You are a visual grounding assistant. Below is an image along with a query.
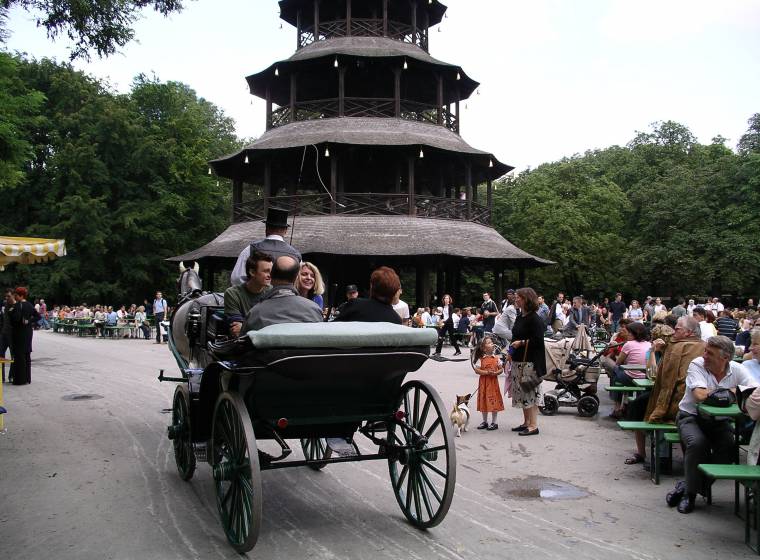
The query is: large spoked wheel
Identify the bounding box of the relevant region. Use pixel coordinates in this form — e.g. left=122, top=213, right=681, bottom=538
left=388, top=380, right=456, bottom=529
left=211, top=392, right=263, bottom=554
left=168, top=385, right=196, bottom=481
left=300, top=437, right=332, bottom=471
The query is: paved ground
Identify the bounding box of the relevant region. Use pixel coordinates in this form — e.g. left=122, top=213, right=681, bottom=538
left=0, top=331, right=755, bottom=560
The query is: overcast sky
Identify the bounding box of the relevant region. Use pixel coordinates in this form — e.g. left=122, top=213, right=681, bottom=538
left=6, top=0, right=760, bottom=171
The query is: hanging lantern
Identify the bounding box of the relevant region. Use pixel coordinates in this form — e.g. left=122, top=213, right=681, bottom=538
left=324, top=146, right=330, bottom=157
left=419, top=148, right=424, bottom=159
left=456, top=71, right=461, bottom=80
left=275, top=67, right=279, bottom=76
left=489, top=159, right=494, bottom=168
left=334, top=56, right=339, bottom=68
left=244, top=154, right=249, bottom=164
left=403, top=59, right=408, bottom=70
left=208, top=167, right=212, bottom=175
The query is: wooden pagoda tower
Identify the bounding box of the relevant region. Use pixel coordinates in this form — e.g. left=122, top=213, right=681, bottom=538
left=173, top=0, right=552, bottom=307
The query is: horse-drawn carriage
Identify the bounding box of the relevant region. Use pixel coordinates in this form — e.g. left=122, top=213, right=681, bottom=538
left=161, top=266, right=455, bottom=552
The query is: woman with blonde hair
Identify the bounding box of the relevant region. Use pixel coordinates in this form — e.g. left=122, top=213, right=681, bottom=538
left=295, top=261, right=325, bottom=308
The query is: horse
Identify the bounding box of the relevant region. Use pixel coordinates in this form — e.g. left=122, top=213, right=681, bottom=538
left=170, top=263, right=224, bottom=370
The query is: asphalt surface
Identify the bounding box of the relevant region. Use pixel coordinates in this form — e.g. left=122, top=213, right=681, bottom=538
left=0, top=331, right=755, bottom=560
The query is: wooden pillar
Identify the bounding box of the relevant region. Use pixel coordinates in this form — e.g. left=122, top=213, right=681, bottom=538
left=415, top=260, right=429, bottom=309
left=330, top=153, right=337, bottom=214
left=453, top=264, right=462, bottom=304
left=346, top=0, right=352, bottom=36
left=411, top=1, right=417, bottom=45
left=394, top=68, right=401, bottom=117
left=472, top=180, right=478, bottom=203
left=263, top=161, right=272, bottom=214
left=338, top=66, right=346, bottom=116
left=436, top=267, right=444, bottom=306
left=436, top=74, right=443, bottom=125
left=206, top=260, right=216, bottom=293
left=519, top=268, right=526, bottom=288
left=465, top=162, right=472, bottom=219
left=445, top=262, right=455, bottom=295
left=314, top=0, right=320, bottom=40
left=494, top=265, right=503, bottom=303
left=423, top=10, right=429, bottom=50
left=407, top=156, right=415, bottom=216
left=296, top=10, right=302, bottom=49
left=455, top=99, right=460, bottom=133
left=487, top=178, right=493, bottom=224
left=437, top=173, right=444, bottom=198
left=290, top=73, right=297, bottom=119
left=383, top=0, right=388, bottom=36
left=395, top=161, right=402, bottom=193
left=265, top=86, right=272, bottom=129
left=232, top=180, right=242, bottom=221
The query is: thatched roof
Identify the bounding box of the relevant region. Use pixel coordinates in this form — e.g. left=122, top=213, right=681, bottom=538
left=247, top=37, right=478, bottom=104
left=210, top=117, right=512, bottom=181
left=169, top=216, right=553, bottom=267
left=278, top=0, right=448, bottom=28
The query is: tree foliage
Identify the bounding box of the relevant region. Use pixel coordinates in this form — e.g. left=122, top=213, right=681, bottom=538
left=0, top=54, right=240, bottom=304
left=492, top=120, right=760, bottom=301
left=1, top=0, right=184, bottom=59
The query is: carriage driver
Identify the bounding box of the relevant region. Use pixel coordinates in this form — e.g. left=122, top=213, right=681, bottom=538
left=224, top=251, right=273, bottom=337
left=230, top=207, right=301, bottom=286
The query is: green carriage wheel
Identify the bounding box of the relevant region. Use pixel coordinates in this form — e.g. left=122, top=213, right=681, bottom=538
left=169, top=385, right=196, bottom=481
left=300, top=437, right=332, bottom=471
left=388, top=380, right=456, bottom=529
left=211, top=392, right=263, bottom=553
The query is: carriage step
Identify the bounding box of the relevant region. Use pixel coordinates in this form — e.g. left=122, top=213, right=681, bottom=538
left=193, top=443, right=208, bottom=463
left=325, top=438, right=357, bottom=458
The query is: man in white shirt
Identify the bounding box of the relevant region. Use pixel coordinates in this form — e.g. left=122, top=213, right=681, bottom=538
left=230, top=208, right=301, bottom=286
left=666, top=336, right=759, bottom=513
left=493, top=289, right=516, bottom=342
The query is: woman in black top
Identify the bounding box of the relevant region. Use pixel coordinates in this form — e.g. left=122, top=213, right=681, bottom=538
left=334, top=266, right=402, bottom=325
left=10, top=286, right=34, bottom=385
left=510, top=287, right=546, bottom=436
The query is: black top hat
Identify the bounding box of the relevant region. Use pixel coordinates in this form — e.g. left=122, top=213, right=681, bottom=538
left=262, top=207, right=290, bottom=228
left=346, top=284, right=358, bottom=293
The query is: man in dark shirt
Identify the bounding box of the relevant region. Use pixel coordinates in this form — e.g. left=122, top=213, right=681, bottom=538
left=480, top=292, right=498, bottom=333
left=714, top=310, right=738, bottom=341
left=224, top=251, right=272, bottom=336
left=609, top=292, right=627, bottom=333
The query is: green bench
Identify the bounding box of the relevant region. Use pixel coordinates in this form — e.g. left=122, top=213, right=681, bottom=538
left=699, top=464, right=760, bottom=554
left=618, top=421, right=678, bottom=484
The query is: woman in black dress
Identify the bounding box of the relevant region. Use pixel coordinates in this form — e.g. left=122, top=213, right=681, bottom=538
left=509, top=287, right=546, bottom=436
left=10, top=286, right=34, bottom=385
left=433, top=294, right=461, bottom=356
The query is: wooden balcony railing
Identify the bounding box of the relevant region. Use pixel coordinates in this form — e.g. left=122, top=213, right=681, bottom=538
left=269, top=97, right=458, bottom=132
left=233, top=193, right=490, bottom=226
left=299, top=19, right=428, bottom=50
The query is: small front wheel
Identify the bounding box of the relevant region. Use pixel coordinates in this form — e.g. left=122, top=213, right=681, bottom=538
left=540, top=394, right=559, bottom=416
left=388, top=380, right=456, bottom=529
left=300, top=437, right=332, bottom=471
left=577, top=395, right=599, bottom=417
left=169, top=385, right=196, bottom=481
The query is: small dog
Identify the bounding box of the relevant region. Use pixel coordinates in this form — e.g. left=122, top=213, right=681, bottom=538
left=449, top=394, right=471, bottom=437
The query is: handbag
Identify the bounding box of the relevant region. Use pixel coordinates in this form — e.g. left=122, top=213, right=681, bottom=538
left=515, top=340, right=542, bottom=392
left=703, top=388, right=737, bottom=408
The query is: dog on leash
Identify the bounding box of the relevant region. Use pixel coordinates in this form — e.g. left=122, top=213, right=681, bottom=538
left=450, top=394, right=471, bottom=437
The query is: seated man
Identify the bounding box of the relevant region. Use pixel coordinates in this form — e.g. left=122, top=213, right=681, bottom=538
left=224, top=251, right=273, bottom=337
left=666, top=335, right=759, bottom=513
left=244, top=256, right=323, bottom=331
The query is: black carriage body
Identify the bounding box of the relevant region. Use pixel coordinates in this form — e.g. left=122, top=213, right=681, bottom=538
left=190, top=346, right=429, bottom=442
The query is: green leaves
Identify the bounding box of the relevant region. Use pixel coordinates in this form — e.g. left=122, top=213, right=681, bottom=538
left=0, top=54, right=240, bottom=305
left=492, top=120, right=760, bottom=299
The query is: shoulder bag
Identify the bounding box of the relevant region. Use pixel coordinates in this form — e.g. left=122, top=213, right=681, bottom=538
left=515, top=339, right=542, bottom=392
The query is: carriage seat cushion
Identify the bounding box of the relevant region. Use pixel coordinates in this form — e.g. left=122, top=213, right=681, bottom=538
left=247, top=322, right=437, bottom=349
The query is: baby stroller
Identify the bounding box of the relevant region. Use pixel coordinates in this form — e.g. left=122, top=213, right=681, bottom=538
left=540, top=325, right=607, bottom=417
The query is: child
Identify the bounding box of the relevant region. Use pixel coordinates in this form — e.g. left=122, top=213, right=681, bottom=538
left=473, top=337, right=504, bottom=430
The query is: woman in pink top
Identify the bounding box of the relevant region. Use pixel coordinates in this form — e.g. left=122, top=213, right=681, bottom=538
left=609, top=322, right=651, bottom=418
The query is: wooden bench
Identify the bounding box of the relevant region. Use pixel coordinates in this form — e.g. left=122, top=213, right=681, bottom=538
left=699, top=464, right=760, bottom=554
left=618, top=420, right=678, bottom=484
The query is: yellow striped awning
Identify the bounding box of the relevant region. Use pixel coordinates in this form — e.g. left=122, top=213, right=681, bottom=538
left=0, top=237, right=67, bottom=270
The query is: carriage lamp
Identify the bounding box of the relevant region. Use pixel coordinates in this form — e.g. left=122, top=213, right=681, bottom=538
left=277, top=417, right=288, bottom=429
left=394, top=410, right=406, bottom=421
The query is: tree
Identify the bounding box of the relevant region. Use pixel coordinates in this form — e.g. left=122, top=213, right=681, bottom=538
left=738, top=113, right=760, bottom=155
left=1, top=0, right=185, bottom=59
left=0, top=56, right=241, bottom=305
